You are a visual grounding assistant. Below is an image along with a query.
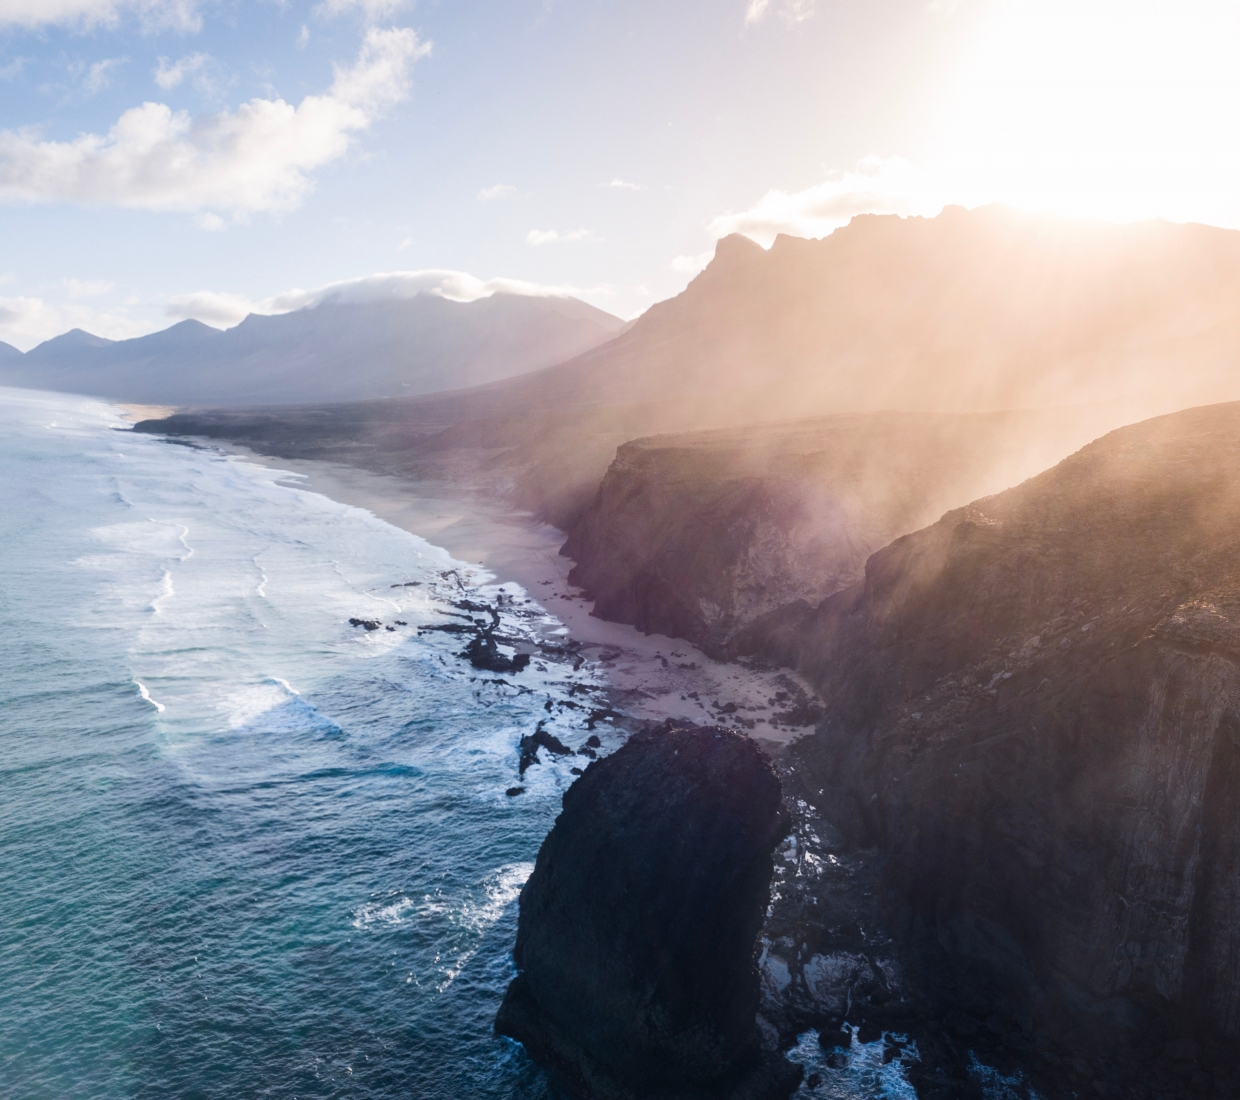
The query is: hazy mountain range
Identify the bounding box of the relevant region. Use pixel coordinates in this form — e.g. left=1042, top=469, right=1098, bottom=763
left=0, top=292, right=626, bottom=406
left=424, top=203, right=1240, bottom=430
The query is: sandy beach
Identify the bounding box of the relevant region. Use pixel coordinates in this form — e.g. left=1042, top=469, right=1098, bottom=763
left=213, top=445, right=821, bottom=744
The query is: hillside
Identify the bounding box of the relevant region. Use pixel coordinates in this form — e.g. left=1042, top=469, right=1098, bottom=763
left=136, top=206, right=1240, bottom=543
left=0, top=293, right=624, bottom=406
left=484, top=205, right=1240, bottom=425
left=561, top=407, right=1108, bottom=651
left=732, top=402, right=1240, bottom=1096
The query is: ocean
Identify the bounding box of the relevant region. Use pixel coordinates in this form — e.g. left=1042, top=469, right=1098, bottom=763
left=0, top=387, right=608, bottom=1098
left=0, top=387, right=951, bottom=1100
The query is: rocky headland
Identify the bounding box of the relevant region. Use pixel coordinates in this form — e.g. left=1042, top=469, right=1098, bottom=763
left=735, top=401, right=1240, bottom=1097
left=561, top=408, right=1104, bottom=654
left=496, top=722, right=802, bottom=1100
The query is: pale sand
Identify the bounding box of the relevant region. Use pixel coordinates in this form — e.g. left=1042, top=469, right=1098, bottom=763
left=116, top=404, right=178, bottom=424
left=217, top=445, right=818, bottom=743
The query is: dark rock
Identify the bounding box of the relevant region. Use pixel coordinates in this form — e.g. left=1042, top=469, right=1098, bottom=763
left=585, top=734, right=602, bottom=748
left=570, top=767, right=584, bottom=776
left=856, top=1020, right=882, bottom=1045
left=519, top=723, right=574, bottom=776
left=506, top=787, right=525, bottom=797
left=348, top=617, right=381, bottom=631
left=804, top=1072, right=821, bottom=1089
left=496, top=722, right=801, bottom=1100
left=462, top=631, right=532, bottom=673
left=818, top=1028, right=849, bottom=1051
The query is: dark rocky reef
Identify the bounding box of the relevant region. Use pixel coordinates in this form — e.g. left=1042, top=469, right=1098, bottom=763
left=738, top=401, right=1240, bottom=1097
left=496, top=722, right=802, bottom=1100
left=562, top=409, right=1105, bottom=653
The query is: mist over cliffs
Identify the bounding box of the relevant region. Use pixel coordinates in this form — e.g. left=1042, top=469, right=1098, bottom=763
left=0, top=292, right=625, bottom=406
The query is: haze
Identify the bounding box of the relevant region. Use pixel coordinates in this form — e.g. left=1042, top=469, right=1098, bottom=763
left=2, top=0, right=1239, bottom=349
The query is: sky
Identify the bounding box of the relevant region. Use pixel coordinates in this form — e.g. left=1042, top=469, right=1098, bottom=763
left=0, top=0, right=1238, bottom=349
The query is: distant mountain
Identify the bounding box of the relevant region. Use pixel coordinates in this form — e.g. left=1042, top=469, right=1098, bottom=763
left=437, top=205, right=1240, bottom=427
left=0, top=339, right=21, bottom=363
left=0, top=294, right=625, bottom=405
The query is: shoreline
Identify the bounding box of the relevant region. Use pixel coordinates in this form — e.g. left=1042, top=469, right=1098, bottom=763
left=202, top=442, right=820, bottom=743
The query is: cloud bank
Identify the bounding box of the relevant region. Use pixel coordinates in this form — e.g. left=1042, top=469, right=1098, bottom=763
left=0, top=0, right=201, bottom=32
left=0, top=294, right=150, bottom=349
left=0, top=27, right=429, bottom=219
left=709, top=156, right=943, bottom=246
left=165, top=269, right=596, bottom=327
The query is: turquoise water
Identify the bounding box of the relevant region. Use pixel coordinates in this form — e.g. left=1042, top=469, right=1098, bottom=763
left=0, top=387, right=609, bottom=1099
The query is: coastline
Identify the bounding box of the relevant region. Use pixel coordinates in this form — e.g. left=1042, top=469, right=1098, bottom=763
left=204, top=442, right=820, bottom=742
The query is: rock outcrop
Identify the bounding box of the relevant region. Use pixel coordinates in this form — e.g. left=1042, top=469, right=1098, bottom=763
left=738, top=401, right=1240, bottom=1096
left=563, top=409, right=1104, bottom=651
left=496, top=723, right=802, bottom=1100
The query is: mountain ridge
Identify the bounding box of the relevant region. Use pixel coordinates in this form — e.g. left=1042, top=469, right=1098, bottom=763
left=0, top=293, right=624, bottom=406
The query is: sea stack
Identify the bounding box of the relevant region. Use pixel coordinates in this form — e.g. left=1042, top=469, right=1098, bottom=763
left=496, top=722, right=802, bottom=1100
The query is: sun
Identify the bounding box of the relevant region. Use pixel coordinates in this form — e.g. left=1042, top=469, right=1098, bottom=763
left=934, top=0, right=1240, bottom=226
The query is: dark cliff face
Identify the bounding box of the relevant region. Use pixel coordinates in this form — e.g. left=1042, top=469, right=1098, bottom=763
left=496, top=723, right=801, bottom=1100
left=739, top=401, right=1240, bottom=1092
left=562, top=408, right=1109, bottom=652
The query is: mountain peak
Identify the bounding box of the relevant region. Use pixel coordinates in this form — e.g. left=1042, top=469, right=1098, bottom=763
left=28, top=329, right=115, bottom=358
left=712, top=233, right=766, bottom=267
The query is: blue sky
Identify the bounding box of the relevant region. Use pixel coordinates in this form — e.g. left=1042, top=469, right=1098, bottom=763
left=1, top=0, right=1238, bottom=348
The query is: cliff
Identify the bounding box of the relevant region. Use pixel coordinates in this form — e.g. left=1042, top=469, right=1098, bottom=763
left=562, top=408, right=1108, bottom=651
left=496, top=723, right=801, bottom=1100
left=738, top=401, right=1240, bottom=1096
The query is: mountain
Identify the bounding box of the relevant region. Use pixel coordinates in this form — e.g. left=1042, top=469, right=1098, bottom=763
left=0, top=293, right=625, bottom=406
left=136, top=205, right=1240, bottom=535
left=408, top=205, right=1240, bottom=429
left=0, top=339, right=21, bottom=363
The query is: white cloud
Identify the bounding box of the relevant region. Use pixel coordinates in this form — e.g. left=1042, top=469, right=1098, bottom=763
left=670, top=251, right=712, bottom=276
left=164, top=269, right=600, bottom=327
left=744, top=0, right=770, bottom=23
left=296, top=24, right=310, bottom=48
left=315, top=0, right=410, bottom=20
left=477, top=182, right=516, bottom=202
left=602, top=178, right=642, bottom=190
left=0, top=27, right=429, bottom=219
left=153, top=52, right=210, bottom=91
left=0, top=0, right=202, bottom=32
left=745, top=0, right=815, bottom=26
left=0, top=294, right=150, bottom=350
left=0, top=58, right=29, bottom=81
left=162, top=289, right=255, bottom=326
left=708, top=156, right=944, bottom=246
left=63, top=277, right=114, bottom=297
left=81, top=57, right=127, bottom=97
left=526, top=227, right=598, bottom=245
